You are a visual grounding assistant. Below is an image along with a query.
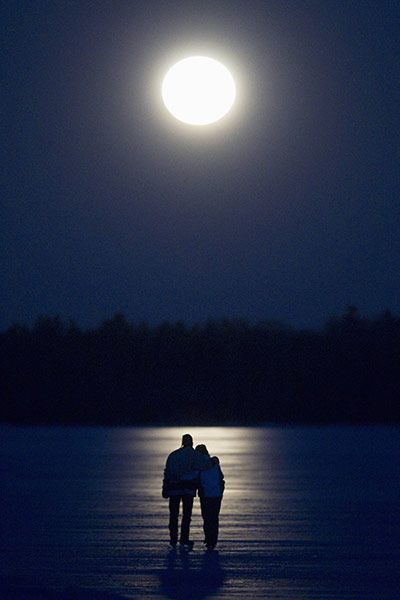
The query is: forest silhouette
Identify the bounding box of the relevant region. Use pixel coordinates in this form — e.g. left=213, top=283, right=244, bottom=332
left=1, top=306, right=399, bottom=425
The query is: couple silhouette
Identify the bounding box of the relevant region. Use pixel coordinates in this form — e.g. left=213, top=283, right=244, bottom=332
left=162, top=434, right=225, bottom=550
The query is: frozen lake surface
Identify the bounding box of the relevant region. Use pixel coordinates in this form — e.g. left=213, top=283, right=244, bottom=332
left=2, top=426, right=400, bottom=599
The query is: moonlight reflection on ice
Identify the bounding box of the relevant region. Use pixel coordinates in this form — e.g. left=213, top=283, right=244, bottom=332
left=2, top=426, right=399, bottom=598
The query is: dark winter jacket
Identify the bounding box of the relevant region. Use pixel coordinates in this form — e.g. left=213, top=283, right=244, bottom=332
left=198, top=456, right=225, bottom=498
left=162, top=447, right=212, bottom=498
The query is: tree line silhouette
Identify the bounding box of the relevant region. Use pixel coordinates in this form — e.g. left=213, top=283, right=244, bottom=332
left=1, top=306, right=399, bottom=425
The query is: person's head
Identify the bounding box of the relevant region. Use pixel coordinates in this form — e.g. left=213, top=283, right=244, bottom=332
left=181, top=433, right=193, bottom=447
left=195, top=444, right=209, bottom=456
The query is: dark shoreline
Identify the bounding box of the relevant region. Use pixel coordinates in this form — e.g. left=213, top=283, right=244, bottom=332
left=2, top=420, right=399, bottom=427
left=2, top=308, right=400, bottom=425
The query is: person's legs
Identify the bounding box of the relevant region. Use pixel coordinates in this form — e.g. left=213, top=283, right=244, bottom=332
left=180, top=495, right=194, bottom=544
left=201, top=498, right=213, bottom=546
left=200, top=496, right=207, bottom=542
left=206, top=497, right=222, bottom=548
left=169, top=496, right=181, bottom=545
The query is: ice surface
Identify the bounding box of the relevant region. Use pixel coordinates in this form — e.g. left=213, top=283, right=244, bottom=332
left=2, top=425, right=400, bottom=598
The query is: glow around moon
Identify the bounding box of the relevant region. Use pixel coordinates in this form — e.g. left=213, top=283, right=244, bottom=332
left=162, top=56, right=236, bottom=126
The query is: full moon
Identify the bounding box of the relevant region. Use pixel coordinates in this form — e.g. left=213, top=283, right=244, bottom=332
left=162, top=56, right=236, bottom=126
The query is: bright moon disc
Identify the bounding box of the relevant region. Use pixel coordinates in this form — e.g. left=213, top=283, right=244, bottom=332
left=162, top=56, right=236, bottom=126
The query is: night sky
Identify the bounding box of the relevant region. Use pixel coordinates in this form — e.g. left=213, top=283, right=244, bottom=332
left=3, top=0, right=399, bottom=330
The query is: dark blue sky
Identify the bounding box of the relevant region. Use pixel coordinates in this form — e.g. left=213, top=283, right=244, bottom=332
left=2, top=0, right=399, bottom=329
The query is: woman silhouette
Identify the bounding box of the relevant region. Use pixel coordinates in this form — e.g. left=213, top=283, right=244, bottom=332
left=195, top=444, right=225, bottom=550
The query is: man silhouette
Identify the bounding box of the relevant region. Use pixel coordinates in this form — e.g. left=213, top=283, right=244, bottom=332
left=162, top=433, right=211, bottom=548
